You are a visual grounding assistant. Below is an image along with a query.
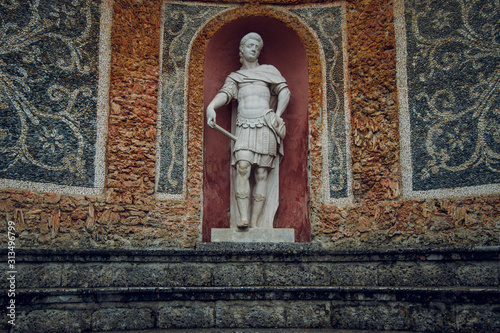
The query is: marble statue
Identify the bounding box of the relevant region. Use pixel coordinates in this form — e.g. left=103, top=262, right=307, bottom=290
left=207, top=32, right=290, bottom=230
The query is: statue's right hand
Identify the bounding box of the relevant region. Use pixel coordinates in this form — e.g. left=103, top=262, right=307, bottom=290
left=207, top=107, right=216, bottom=128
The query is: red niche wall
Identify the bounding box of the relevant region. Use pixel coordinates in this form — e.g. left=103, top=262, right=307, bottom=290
left=202, top=16, right=310, bottom=242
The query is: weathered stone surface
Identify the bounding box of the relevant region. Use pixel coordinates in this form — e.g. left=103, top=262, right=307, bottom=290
left=285, top=301, right=331, bottom=328
left=264, top=263, right=331, bottom=286
left=16, top=263, right=63, bottom=288
left=456, top=263, right=500, bottom=287
left=215, top=301, right=286, bottom=328
left=5, top=247, right=500, bottom=331
left=456, top=304, right=500, bottom=333
left=16, top=309, right=91, bottom=332
left=412, top=302, right=455, bottom=333
left=158, top=302, right=215, bottom=328
left=165, top=264, right=212, bottom=287
left=213, top=263, right=265, bottom=287
left=377, top=262, right=457, bottom=287
left=332, top=303, right=412, bottom=331
left=62, top=263, right=134, bottom=288
left=61, top=263, right=212, bottom=288
left=91, top=307, right=154, bottom=331
left=329, top=263, right=379, bottom=286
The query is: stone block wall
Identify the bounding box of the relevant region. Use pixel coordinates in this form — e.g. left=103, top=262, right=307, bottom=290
left=3, top=245, right=499, bottom=332
left=0, top=0, right=498, bottom=250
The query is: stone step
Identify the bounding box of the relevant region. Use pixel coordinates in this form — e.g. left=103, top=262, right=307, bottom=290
left=4, top=244, right=500, bottom=290
left=6, top=288, right=500, bottom=332
left=102, top=328, right=411, bottom=333
left=1, top=244, right=499, bottom=332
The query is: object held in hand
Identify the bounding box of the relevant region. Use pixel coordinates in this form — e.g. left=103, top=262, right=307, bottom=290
left=212, top=123, right=237, bottom=141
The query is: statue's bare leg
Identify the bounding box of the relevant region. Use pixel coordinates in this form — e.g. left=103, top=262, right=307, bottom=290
left=235, top=161, right=251, bottom=229
left=250, top=166, right=268, bottom=227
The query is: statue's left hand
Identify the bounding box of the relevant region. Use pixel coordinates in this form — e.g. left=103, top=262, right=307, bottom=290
left=265, top=111, right=286, bottom=139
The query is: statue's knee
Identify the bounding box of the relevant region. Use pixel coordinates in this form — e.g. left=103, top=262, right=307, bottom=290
left=253, top=193, right=266, bottom=202
left=237, top=161, right=251, bottom=176
left=236, top=190, right=250, bottom=199
left=254, top=168, right=268, bottom=182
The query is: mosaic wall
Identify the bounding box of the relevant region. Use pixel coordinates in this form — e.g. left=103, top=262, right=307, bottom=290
left=290, top=5, right=348, bottom=200
left=0, top=0, right=104, bottom=189
left=157, top=2, right=232, bottom=195
left=158, top=3, right=350, bottom=200
left=398, top=0, right=499, bottom=195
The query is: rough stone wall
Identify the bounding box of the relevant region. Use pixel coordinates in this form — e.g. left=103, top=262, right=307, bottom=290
left=315, top=0, right=500, bottom=249
left=0, top=0, right=498, bottom=250
left=1, top=0, right=200, bottom=249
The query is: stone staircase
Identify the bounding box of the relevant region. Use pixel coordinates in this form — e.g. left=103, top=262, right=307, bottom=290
left=1, top=244, right=499, bottom=332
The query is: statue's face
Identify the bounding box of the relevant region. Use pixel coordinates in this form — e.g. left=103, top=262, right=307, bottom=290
left=241, top=38, right=261, bottom=62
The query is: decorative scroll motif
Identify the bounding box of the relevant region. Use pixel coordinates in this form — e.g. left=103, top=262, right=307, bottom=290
left=0, top=0, right=101, bottom=187
left=404, top=0, right=499, bottom=191
left=157, top=2, right=230, bottom=195
left=291, top=6, right=348, bottom=199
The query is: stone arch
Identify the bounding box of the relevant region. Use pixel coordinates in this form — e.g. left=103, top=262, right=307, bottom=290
left=186, top=6, right=325, bottom=242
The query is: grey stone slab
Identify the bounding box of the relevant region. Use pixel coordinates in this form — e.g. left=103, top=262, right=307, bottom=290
left=13, top=263, right=62, bottom=289
left=456, top=304, right=500, bottom=333
left=196, top=242, right=323, bottom=255
left=215, top=301, right=286, bottom=328
left=332, top=302, right=412, bottom=331
left=12, top=245, right=499, bottom=262
left=211, top=228, right=295, bottom=243
left=91, top=307, right=155, bottom=331
left=377, top=262, right=457, bottom=287
left=285, top=301, right=332, bottom=328
left=264, top=263, right=331, bottom=286
left=16, top=309, right=91, bottom=332
left=411, top=302, right=455, bottom=333
left=213, top=263, right=265, bottom=287
left=165, top=263, right=212, bottom=287
left=123, top=264, right=170, bottom=287
left=329, top=263, right=379, bottom=287
left=62, top=263, right=135, bottom=288
left=62, top=262, right=213, bottom=288
left=456, top=262, right=500, bottom=287
left=158, top=302, right=215, bottom=329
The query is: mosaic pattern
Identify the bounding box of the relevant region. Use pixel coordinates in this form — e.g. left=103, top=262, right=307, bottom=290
left=157, top=2, right=231, bottom=195
left=291, top=6, right=348, bottom=199
left=0, top=0, right=101, bottom=187
left=403, top=0, right=499, bottom=191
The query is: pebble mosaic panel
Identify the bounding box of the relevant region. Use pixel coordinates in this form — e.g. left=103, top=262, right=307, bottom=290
left=157, top=2, right=231, bottom=195
left=0, top=0, right=103, bottom=189
left=398, top=0, right=499, bottom=195
left=291, top=5, right=349, bottom=200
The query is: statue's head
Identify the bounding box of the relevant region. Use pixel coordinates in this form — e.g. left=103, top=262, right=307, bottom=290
left=239, top=32, right=263, bottom=64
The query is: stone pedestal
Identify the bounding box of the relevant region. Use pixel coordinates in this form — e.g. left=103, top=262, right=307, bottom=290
left=211, top=228, right=295, bottom=243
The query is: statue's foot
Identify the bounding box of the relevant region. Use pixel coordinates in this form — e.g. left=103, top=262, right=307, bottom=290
left=237, top=220, right=249, bottom=230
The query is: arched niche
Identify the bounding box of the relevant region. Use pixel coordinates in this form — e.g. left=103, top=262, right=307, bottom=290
left=186, top=7, right=324, bottom=243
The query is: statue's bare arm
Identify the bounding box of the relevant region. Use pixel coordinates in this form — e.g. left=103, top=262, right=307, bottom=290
left=275, top=87, right=291, bottom=117
left=206, top=92, right=229, bottom=128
